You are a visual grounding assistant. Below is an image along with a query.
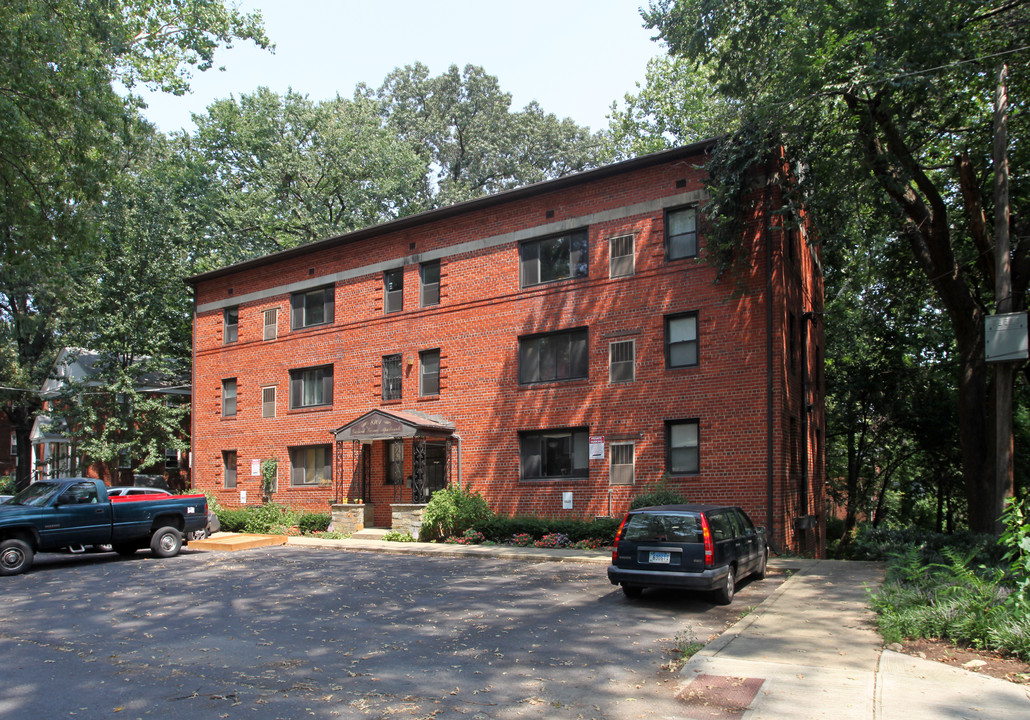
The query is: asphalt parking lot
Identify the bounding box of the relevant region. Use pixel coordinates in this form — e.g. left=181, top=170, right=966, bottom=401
left=0, top=546, right=785, bottom=719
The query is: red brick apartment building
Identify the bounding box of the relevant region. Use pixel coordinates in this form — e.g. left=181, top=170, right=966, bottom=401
left=189, top=142, right=825, bottom=553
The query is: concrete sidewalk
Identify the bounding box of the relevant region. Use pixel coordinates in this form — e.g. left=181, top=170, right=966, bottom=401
left=675, top=559, right=1030, bottom=719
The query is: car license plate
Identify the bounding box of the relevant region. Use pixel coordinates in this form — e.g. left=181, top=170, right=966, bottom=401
left=649, top=551, right=671, bottom=564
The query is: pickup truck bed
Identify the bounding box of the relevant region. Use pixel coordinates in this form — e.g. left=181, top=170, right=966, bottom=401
left=0, top=478, right=208, bottom=576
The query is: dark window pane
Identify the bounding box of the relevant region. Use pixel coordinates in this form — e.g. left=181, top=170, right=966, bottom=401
left=667, top=207, right=698, bottom=259
left=420, top=261, right=440, bottom=307
left=383, top=354, right=402, bottom=401
left=420, top=350, right=440, bottom=396
left=520, top=428, right=589, bottom=480
left=521, top=230, right=588, bottom=287
left=519, top=328, right=588, bottom=384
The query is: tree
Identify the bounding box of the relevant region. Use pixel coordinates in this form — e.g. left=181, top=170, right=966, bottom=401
left=185, top=88, right=429, bottom=264
left=0, top=0, right=267, bottom=488
left=368, top=63, right=602, bottom=206
left=603, top=55, right=737, bottom=161
left=643, top=0, right=1029, bottom=533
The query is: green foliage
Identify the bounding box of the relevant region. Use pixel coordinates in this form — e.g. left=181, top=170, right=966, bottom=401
left=419, top=483, right=493, bottom=541
left=478, top=515, right=619, bottom=545
left=260, top=458, right=278, bottom=499
left=629, top=477, right=689, bottom=510
left=871, top=545, right=1017, bottom=655
left=382, top=531, right=417, bottom=542
left=642, top=0, right=1030, bottom=532
left=215, top=507, right=249, bottom=533
left=297, top=512, right=332, bottom=534
left=0, top=476, right=14, bottom=496
left=369, top=63, right=601, bottom=207
left=241, top=502, right=300, bottom=535
left=1000, top=496, right=1030, bottom=616
left=839, top=524, right=1002, bottom=566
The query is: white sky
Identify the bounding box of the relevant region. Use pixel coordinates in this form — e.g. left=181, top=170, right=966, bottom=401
left=136, top=0, right=665, bottom=135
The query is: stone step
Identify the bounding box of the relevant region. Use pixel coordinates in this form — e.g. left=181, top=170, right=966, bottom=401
left=350, top=527, right=389, bottom=539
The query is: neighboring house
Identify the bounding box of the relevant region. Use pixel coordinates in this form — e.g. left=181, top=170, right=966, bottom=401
left=188, top=142, right=825, bottom=553
left=0, top=412, right=16, bottom=478
left=30, top=348, right=192, bottom=488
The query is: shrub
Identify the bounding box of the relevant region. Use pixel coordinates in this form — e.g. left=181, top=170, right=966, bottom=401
left=419, top=483, right=493, bottom=541
left=242, top=502, right=301, bottom=534
left=297, top=512, right=332, bottom=534
left=445, top=529, right=486, bottom=545
left=382, top=530, right=416, bottom=542
left=0, top=475, right=15, bottom=496
left=509, top=533, right=535, bottom=547
left=479, top=515, right=619, bottom=546
left=534, top=532, right=571, bottom=549
left=216, top=507, right=250, bottom=533
left=629, top=477, right=688, bottom=509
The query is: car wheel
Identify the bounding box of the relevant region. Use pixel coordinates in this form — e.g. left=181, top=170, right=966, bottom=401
left=150, top=526, right=183, bottom=558
left=714, top=566, right=736, bottom=605
left=622, top=585, right=643, bottom=599
left=0, top=539, right=34, bottom=576
left=754, top=547, right=768, bottom=580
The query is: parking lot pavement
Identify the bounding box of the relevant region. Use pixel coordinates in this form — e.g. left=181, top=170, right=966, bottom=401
left=0, top=545, right=787, bottom=719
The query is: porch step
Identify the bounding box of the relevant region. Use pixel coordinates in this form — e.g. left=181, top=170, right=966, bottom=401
left=350, top=527, right=390, bottom=539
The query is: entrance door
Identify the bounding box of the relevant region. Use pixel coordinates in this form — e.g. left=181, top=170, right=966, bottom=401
left=426, top=444, right=447, bottom=496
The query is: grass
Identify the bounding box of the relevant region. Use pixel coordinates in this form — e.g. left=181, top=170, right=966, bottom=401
left=662, top=630, right=705, bottom=672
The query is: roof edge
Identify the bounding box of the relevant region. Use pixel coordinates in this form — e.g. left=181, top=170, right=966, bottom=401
left=186, top=140, right=718, bottom=285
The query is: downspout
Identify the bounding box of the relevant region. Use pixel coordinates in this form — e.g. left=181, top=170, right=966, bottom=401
left=764, top=174, right=777, bottom=553
left=190, top=289, right=197, bottom=491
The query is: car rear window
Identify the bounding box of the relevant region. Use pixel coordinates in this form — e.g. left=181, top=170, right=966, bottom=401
left=622, top=513, right=701, bottom=543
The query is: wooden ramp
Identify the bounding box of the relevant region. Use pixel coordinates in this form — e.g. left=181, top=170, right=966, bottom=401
left=188, top=533, right=288, bottom=552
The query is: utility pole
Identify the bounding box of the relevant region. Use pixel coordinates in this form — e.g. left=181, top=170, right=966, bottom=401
left=993, top=62, right=1013, bottom=533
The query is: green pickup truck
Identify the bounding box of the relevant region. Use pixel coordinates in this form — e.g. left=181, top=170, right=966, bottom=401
left=0, top=478, right=208, bottom=576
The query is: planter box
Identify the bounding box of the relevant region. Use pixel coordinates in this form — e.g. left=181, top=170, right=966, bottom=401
left=390, top=504, right=428, bottom=539
left=331, top=503, right=375, bottom=534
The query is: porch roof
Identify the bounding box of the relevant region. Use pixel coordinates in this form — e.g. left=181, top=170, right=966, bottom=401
left=331, top=408, right=455, bottom=442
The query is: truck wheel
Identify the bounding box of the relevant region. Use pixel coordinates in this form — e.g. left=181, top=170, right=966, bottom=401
left=150, top=527, right=182, bottom=558
left=0, top=539, right=34, bottom=576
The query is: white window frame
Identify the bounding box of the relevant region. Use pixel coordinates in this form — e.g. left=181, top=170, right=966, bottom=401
left=609, top=339, right=635, bottom=383
left=609, top=234, right=635, bottom=277
left=610, top=442, right=635, bottom=485
left=263, top=307, right=278, bottom=341
left=262, top=386, right=276, bottom=418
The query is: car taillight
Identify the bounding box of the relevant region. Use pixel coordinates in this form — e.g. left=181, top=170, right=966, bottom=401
left=611, top=513, right=631, bottom=564
left=700, top=513, right=714, bottom=568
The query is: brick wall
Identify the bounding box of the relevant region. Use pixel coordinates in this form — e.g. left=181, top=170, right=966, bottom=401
left=190, top=146, right=824, bottom=552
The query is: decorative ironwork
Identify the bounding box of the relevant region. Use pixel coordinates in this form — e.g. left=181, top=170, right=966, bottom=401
left=412, top=434, right=427, bottom=503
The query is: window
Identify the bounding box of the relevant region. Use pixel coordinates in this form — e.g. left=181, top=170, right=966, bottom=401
left=262, top=386, right=276, bottom=418
left=222, top=378, right=237, bottom=417
left=420, top=260, right=440, bottom=307
left=666, top=420, right=699, bottom=475
left=609, top=234, right=634, bottom=277
left=223, top=451, right=237, bottom=489
left=263, top=308, right=278, bottom=341
left=224, top=307, right=239, bottom=344
left=609, top=340, right=635, bottom=383
left=610, top=442, right=634, bottom=485
left=519, top=328, right=588, bottom=384
left=9, top=432, right=16, bottom=458
left=164, top=448, right=179, bottom=469
left=520, top=229, right=588, bottom=286
left=385, top=440, right=404, bottom=485
left=382, top=354, right=402, bottom=401
left=665, top=313, right=698, bottom=368
left=520, top=428, right=589, bottom=480
left=290, top=445, right=332, bottom=486
left=384, top=268, right=403, bottom=314
left=420, top=349, right=440, bottom=396
left=289, top=365, right=333, bottom=409
left=290, top=285, right=334, bottom=330
left=665, top=206, right=698, bottom=260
